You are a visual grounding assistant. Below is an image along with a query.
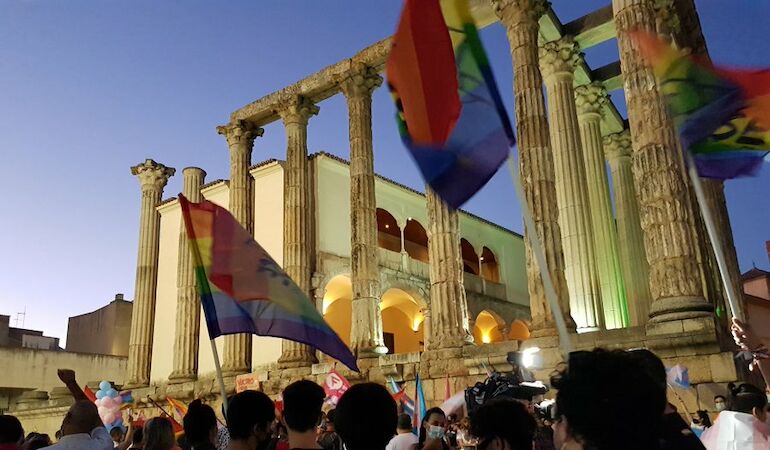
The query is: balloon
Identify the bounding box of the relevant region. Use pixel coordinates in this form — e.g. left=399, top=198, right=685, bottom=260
left=103, top=412, right=116, bottom=424
left=115, top=396, right=124, bottom=405
left=121, top=394, right=133, bottom=404
left=99, top=381, right=111, bottom=391
left=95, top=391, right=106, bottom=400
left=106, top=388, right=118, bottom=398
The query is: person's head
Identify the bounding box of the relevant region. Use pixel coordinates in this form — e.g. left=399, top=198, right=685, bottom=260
left=551, top=349, right=666, bottom=450
left=183, top=399, right=218, bottom=448
left=324, top=409, right=336, bottom=433
left=226, top=390, right=276, bottom=446
left=335, top=383, right=397, bottom=450
left=132, top=427, right=144, bottom=447
left=282, top=380, right=325, bottom=434
left=111, top=427, right=124, bottom=443
left=470, top=399, right=536, bottom=450
left=729, top=383, right=768, bottom=422
left=714, top=394, right=728, bottom=412
left=396, top=414, right=412, bottom=433
left=695, top=410, right=712, bottom=428
left=25, top=434, right=51, bottom=450
left=143, top=417, right=175, bottom=450
left=418, top=407, right=447, bottom=446
left=0, top=415, right=24, bottom=446
left=61, top=400, right=100, bottom=436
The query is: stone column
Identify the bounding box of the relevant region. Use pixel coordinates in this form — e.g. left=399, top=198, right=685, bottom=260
left=338, top=63, right=387, bottom=356
left=603, top=131, right=653, bottom=326
left=539, top=37, right=603, bottom=332
left=575, top=82, right=628, bottom=329
left=492, top=0, right=575, bottom=335
left=216, top=120, right=263, bottom=375
left=277, top=95, right=320, bottom=368
left=126, top=159, right=175, bottom=388
left=613, top=0, right=712, bottom=324
left=426, top=188, right=470, bottom=348
left=169, top=167, right=206, bottom=383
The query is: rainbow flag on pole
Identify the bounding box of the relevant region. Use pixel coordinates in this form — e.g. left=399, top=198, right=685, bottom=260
left=179, top=195, right=358, bottom=371
left=633, top=31, right=770, bottom=178
left=387, top=0, right=514, bottom=208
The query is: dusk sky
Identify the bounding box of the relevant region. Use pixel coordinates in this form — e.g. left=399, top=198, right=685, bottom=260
left=1, top=1, right=768, bottom=344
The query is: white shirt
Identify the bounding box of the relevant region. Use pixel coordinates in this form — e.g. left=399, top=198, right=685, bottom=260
left=45, top=427, right=114, bottom=450
left=386, top=432, right=418, bottom=450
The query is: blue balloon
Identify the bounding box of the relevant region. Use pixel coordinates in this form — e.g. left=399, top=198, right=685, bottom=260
left=114, top=417, right=124, bottom=426
left=122, top=394, right=134, bottom=404
left=99, top=381, right=111, bottom=391
left=106, top=388, right=118, bottom=398
left=95, top=391, right=106, bottom=399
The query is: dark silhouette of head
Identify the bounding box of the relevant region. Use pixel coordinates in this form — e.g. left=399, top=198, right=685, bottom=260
left=143, top=417, right=175, bottom=450
left=226, top=390, right=275, bottom=444
left=397, top=413, right=412, bottom=432
left=184, top=399, right=218, bottom=449
left=0, top=415, right=24, bottom=445
left=470, top=398, right=536, bottom=450
left=335, top=383, right=398, bottom=450
left=729, top=382, right=768, bottom=420
left=282, top=380, right=325, bottom=433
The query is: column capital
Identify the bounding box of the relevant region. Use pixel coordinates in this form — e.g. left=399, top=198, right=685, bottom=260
left=574, top=81, right=608, bottom=118
left=539, top=36, right=581, bottom=80
left=337, top=63, right=382, bottom=100
left=603, top=130, right=632, bottom=160
left=491, top=0, right=549, bottom=26
left=216, top=120, right=264, bottom=148
left=276, top=94, right=319, bottom=126
left=131, top=159, right=175, bottom=191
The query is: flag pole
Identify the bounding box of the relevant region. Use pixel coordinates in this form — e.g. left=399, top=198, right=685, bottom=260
left=506, top=155, right=573, bottom=355
left=209, top=338, right=229, bottom=418
left=685, top=153, right=744, bottom=321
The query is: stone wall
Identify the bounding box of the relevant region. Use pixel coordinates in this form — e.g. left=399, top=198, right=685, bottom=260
left=66, top=298, right=133, bottom=357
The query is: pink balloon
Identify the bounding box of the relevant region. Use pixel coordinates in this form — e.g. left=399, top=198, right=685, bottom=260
left=103, top=412, right=116, bottom=424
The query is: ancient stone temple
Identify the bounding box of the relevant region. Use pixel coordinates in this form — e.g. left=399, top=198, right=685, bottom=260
left=12, top=0, right=748, bottom=434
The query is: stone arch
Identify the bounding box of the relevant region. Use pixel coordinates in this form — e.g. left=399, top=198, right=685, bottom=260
left=472, top=309, right=506, bottom=345
left=322, top=274, right=353, bottom=347
left=377, top=208, right=401, bottom=253
left=403, top=218, right=429, bottom=263
left=480, top=246, right=500, bottom=283
left=508, top=319, right=530, bottom=341
left=460, top=238, right=479, bottom=275
left=380, top=286, right=426, bottom=354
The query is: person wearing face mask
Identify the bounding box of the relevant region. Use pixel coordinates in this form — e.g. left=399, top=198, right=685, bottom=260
left=469, top=398, right=536, bottom=450
left=700, top=382, right=770, bottom=449
left=713, top=395, right=728, bottom=414
left=226, top=391, right=277, bottom=450
left=417, top=408, right=449, bottom=450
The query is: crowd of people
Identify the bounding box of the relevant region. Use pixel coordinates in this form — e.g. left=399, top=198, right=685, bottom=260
left=1, top=319, right=769, bottom=450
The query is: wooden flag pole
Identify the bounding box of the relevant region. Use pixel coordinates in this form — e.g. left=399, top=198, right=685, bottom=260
left=210, top=338, right=230, bottom=418
left=685, top=153, right=744, bottom=321
left=506, top=155, right=573, bottom=355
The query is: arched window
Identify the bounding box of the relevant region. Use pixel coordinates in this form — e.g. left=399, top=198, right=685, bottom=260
left=480, top=247, right=500, bottom=283
left=403, top=218, right=429, bottom=263
left=376, top=208, right=401, bottom=253
left=322, top=275, right=353, bottom=347
left=460, top=239, right=479, bottom=275
left=380, top=288, right=425, bottom=354
left=472, top=310, right=506, bottom=345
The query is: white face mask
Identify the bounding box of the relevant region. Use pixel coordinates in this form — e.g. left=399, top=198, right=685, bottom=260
left=715, top=402, right=727, bottom=412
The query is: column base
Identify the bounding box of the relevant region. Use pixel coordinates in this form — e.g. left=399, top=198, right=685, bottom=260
left=648, top=295, right=713, bottom=323
left=122, top=380, right=150, bottom=390
left=168, top=372, right=197, bottom=384
left=277, top=352, right=317, bottom=369
left=646, top=316, right=716, bottom=337
left=220, top=368, right=250, bottom=378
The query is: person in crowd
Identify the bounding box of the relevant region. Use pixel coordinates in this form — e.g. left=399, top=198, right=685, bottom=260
left=469, top=398, right=535, bottom=450
left=226, top=391, right=276, bottom=450
left=281, top=381, right=325, bottom=450
left=550, top=349, right=666, bottom=450
left=316, top=410, right=339, bottom=450
left=455, top=417, right=476, bottom=450
left=417, top=408, right=449, bottom=450
left=142, top=418, right=175, bottom=450
left=50, top=369, right=114, bottom=450
left=111, top=429, right=124, bottom=449
left=0, top=415, right=24, bottom=450
left=732, top=318, right=770, bottom=388
left=334, top=383, right=397, bottom=450
left=183, top=400, right=218, bottom=450
left=714, top=395, right=728, bottom=413
left=128, top=428, right=143, bottom=450
left=385, top=414, right=417, bottom=450
left=24, top=433, right=52, bottom=450
left=701, top=382, right=770, bottom=448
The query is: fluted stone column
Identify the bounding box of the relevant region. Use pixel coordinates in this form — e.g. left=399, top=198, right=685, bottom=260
left=426, top=188, right=470, bottom=348
left=613, top=0, right=712, bottom=323
left=216, top=120, right=263, bottom=375
left=539, top=37, right=603, bottom=332
left=339, top=63, right=387, bottom=356
left=277, top=95, right=319, bottom=368
left=604, top=131, right=653, bottom=326
left=575, top=82, right=628, bottom=329
left=169, top=167, right=206, bottom=383
left=492, top=0, right=575, bottom=335
left=126, top=159, right=175, bottom=387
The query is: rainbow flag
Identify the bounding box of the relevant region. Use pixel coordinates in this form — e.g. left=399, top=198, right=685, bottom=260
left=633, top=32, right=770, bottom=178
left=178, top=195, right=358, bottom=371
left=387, top=0, right=514, bottom=208
left=167, top=396, right=188, bottom=421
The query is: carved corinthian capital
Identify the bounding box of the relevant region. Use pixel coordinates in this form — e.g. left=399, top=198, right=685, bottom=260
left=574, top=81, right=609, bottom=117
left=491, top=0, right=549, bottom=26
left=277, top=95, right=319, bottom=125
left=337, top=62, right=382, bottom=99
left=603, top=130, right=632, bottom=161
left=216, top=120, right=264, bottom=148
left=131, top=159, right=175, bottom=192
left=539, top=36, right=581, bottom=79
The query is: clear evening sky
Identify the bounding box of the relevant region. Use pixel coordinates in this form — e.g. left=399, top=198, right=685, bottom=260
left=1, top=1, right=768, bottom=344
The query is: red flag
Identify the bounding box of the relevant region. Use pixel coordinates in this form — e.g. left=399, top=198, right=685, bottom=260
left=323, top=369, right=351, bottom=406
left=83, top=386, right=97, bottom=403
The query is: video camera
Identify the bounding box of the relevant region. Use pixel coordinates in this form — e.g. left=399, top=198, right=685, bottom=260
left=464, top=351, right=549, bottom=414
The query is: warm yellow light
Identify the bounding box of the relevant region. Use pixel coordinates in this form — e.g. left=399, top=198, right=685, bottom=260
left=322, top=298, right=332, bottom=315
left=385, top=224, right=390, bottom=229
left=481, top=333, right=491, bottom=344
left=407, top=217, right=413, bottom=221
left=412, top=318, right=423, bottom=332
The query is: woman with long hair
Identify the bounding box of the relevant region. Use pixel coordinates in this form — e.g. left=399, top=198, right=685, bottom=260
left=143, top=417, right=176, bottom=450
left=417, top=408, right=449, bottom=450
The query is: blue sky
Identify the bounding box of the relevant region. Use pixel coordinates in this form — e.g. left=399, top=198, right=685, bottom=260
left=1, top=1, right=768, bottom=342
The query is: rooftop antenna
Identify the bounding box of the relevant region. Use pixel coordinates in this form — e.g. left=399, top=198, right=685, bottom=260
left=14, top=307, right=26, bottom=328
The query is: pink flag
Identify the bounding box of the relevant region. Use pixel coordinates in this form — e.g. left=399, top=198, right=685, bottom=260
left=323, top=369, right=351, bottom=406
left=700, top=411, right=770, bottom=449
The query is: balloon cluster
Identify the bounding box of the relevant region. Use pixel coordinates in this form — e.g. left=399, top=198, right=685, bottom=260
left=95, top=381, right=133, bottom=431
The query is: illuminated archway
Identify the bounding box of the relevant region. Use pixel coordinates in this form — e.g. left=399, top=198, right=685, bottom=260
left=322, top=275, right=353, bottom=347
left=377, top=208, right=401, bottom=253
left=508, top=319, right=530, bottom=341
left=472, top=310, right=506, bottom=345
left=380, top=288, right=425, bottom=354
left=403, top=218, right=429, bottom=263
left=480, top=247, right=500, bottom=283
left=461, top=238, right=479, bottom=275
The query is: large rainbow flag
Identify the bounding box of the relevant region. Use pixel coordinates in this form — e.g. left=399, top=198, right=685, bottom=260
left=633, top=32, right=770, bottom=178
left=386, top=0, right=514, bottom=209
left=178, top=195, right=358, bottom=371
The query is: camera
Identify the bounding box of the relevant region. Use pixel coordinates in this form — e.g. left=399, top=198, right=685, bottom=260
left=464, top=351, right=548, bottom=414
